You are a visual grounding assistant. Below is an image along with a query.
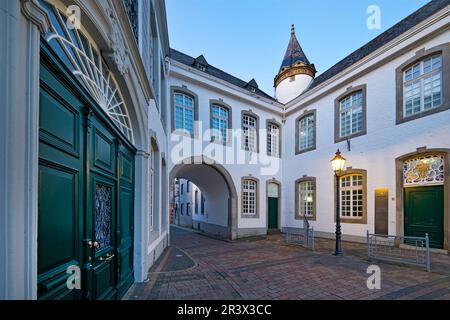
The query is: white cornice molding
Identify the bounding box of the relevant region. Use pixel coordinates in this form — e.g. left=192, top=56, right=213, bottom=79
left=20, top=0, right=51, bottom=33
left=170, top=60, right=283, bottom=113
left=285, top=5, right=450, bottom=111
left=112, top=0, right=154, bottom=103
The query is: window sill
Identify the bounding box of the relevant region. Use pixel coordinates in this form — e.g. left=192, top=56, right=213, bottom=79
left=241, top=214, right=259, bottom=219
left=340, top=217, right=367, bottom=224
left=295, top=146, right=316, bottom=156
left=335, top=130, right=367, bottom=143
left=396, top=103, right=450, bottom=125
left=295, top=215, right=316, bottom=222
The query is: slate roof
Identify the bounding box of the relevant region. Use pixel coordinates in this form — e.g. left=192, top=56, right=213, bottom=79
left=307, top=0, right=450, bottom=91
left=279, top=25, right=312, bottom=71
left=170, top=0, right=449, bottom=105
left=170, top=48, right=277, bottom=102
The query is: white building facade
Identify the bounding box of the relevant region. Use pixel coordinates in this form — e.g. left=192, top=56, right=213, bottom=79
left=1, top=0, right=449, bottom=301
left=168, top=1, right=450, bottom=251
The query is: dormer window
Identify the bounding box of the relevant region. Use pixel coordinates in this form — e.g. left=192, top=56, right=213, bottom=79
left=192, top=55, right=209, bottom=72
left=245, top=79, right=259, bottom=94
left=196, top=64, right=207, bottom=72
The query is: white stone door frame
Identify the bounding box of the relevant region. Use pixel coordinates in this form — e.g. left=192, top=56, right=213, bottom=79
left=0, top=0, right=51, bottom=299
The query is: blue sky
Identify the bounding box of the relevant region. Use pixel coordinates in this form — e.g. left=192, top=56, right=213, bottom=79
left=166, top=0, right=430, bottom=95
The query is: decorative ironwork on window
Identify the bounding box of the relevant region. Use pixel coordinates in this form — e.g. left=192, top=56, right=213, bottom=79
left=95, top=184, right=112, bottom=250
left=39, top=0, right=134, bottom=142
left=123, top=0, right=139, bottom=43
left=403, top=155, right=445, bottom=186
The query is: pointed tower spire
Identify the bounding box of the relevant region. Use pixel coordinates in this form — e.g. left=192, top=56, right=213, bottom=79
left=274, top=25, right=316, bottom=103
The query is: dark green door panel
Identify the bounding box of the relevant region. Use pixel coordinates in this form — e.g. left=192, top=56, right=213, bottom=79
left=38, top=61, right=84, bottom=300
left=404, top=186, right=444, bottom=249
left=116, top=147, right=134, bottom=297
left=268, top=198, right=278, bottom=229
left=39, top=42, right=135, bottom=300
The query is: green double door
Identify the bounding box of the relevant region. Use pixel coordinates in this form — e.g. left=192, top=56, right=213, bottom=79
left=404, top=186, right=444, bottom=249
left=38, top=43, right=135, bottom=299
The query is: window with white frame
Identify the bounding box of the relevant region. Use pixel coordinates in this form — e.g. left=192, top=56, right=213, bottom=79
left=242, top=114, right=257, bottom=152
left=299, top=114, right=315, bottom=151
left=174, top=93, right=194, bottom=134
left=267, top=123, right=280, bottom=157
left=298, top=181, right=314, bottom=217
left=403, top=54, right=442, bottom=117
left=242, top=179, right=257, bottom=215
left=211, top=105, right=229, bottom=144
left=340, top=175, right=364, bottom=218
left=339, top=91, right=363, bottom=138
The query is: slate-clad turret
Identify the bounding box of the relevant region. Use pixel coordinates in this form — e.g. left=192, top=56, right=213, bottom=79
left=275, top=25, right=316, bottom=104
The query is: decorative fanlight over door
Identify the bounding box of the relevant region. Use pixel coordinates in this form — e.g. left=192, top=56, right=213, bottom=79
left=38, top=0, right=134, bottom=142
left=403, top=155, right=445, bottom=187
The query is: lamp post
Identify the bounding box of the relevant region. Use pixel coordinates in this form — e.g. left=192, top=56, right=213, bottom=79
left=330, top=149, right=346, bottom=256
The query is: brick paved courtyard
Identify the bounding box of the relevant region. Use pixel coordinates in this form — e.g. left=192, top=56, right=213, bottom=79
left=125, top=227, right=450, bottom=300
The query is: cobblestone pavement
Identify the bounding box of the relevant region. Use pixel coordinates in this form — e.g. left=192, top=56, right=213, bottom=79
left=125, top=227, right=450, bottom=300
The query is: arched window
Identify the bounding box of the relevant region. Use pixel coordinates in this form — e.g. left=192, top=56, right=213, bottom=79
left=210, top=103, right=230, bottom=145
left=295, top=177, right=316, bottom=221
left=267, top=122, right=280, bottom=157
left=403, top=55, right=442, bottom=117
left=396, top=44, right=449, bottom=124
left=334, top=85, right=367, bottom=142
left=295, top=110, right=316, bottom=154
left=174, top=92, right=194, bottom=134
left=337, top=169, right=367, bottom=224
left=242, top=178, right=258, bottom=217
left=242, top=112, right=259, bottom=152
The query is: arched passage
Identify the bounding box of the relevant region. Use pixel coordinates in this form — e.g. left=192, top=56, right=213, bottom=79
left=170, top=156, right=238, bottom=240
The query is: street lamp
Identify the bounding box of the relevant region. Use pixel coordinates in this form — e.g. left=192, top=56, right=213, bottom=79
left=331, top=149, right=346, bottom=256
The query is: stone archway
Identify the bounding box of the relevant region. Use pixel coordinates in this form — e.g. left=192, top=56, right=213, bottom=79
left=170, top=156, right=238, bottom=240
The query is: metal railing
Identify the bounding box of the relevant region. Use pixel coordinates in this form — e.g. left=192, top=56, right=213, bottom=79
left=284, top=216, right=315, bottom=250
left=367, top=231, right=430, bottom=272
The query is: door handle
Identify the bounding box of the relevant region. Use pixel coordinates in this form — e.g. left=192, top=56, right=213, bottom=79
left=88, top=240, right=99, bottom=249
left=105, top=254, right=115, bottom=262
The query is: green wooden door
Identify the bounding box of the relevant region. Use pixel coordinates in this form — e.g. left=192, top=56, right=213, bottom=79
left=404, top=186, right=444, bottom=249
left=38, top=41, right=135, bottom=300
left=268, top=198, right=278, bottom=229
left=87, top=118, right=119, bottom=300
left=38, top=56, right=85, bottom=300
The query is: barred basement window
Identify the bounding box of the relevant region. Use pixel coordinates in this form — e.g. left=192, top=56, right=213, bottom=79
left=340, top=175, right=364, bottom=219
left=174, top=93, right=194, bottom=135
left=242, top=115, right=257, bottom=152
left=403, top=55, right=442, bottom=117
left=242, top=179, right=257, bottom=216
left=267, top=123, right=280, bottom=157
